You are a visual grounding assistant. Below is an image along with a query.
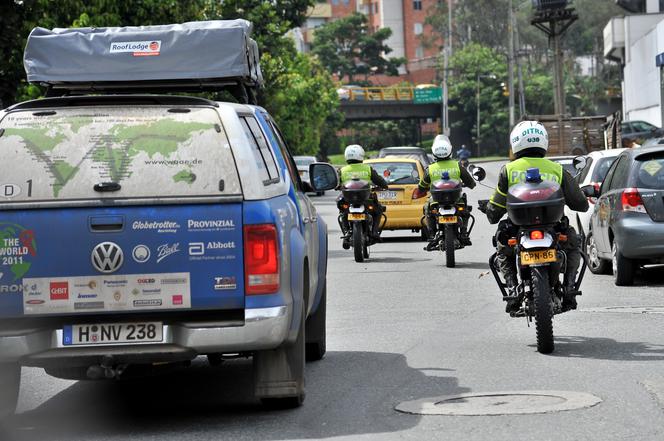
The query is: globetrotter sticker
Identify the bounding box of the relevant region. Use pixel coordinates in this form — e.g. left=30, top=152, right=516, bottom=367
left=0, top=222, right=37, bottom=294
left=22, top=272, right=191, bottom=315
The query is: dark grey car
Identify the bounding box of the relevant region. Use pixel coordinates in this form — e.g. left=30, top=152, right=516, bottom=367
left=586, top=146, right=664, bottom=285
left=621, top=120, right=664, bottom=144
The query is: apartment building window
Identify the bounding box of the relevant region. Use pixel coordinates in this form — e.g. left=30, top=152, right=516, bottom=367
left=413, top=0, right=422, bottom=10
left=415, top=46, right=424, bottom=58
left=414, top=22, right=423, bottom=35
left=342, top=0, right=349, bottom=4
left=331, top=0, right=339, bottom=4
left=374, top=2, right=379, bottom=13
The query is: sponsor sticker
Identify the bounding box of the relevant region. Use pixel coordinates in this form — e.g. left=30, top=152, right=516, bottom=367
left=133, top=299, right=163, bottom=307
left=214, top=276, right=237, bottom=290
left=103, top=279, right=128, bottom=287
left=172, top=294, right=183, bottom=306
left=109, top=40, right=161, bottom=57
left=26, top=299, right=44, bottom=305
left=156, top=243, right=180, bottom=263
left=74, top=301, right=105, bottom=310
left=131, top=220, right=180, bottom=234
left=161, top=277, right=187, bottom=285
left=187, top=219, right=235, bottom=232
left=77, top=293, right=97, bottom=299
left=137, top=278, right=156, bottom=285
left=142, top=288, right=162, bottom=295
left=50, top=282, right=69, bottom=300
left=188, top=242, right=205, bottom=256
left=132, top=245, right=151, bottom=263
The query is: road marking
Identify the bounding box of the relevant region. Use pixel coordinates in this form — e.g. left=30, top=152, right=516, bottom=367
left=581, top=306, right=664, bottom=314
left=396, top=390, right=602, bottom=416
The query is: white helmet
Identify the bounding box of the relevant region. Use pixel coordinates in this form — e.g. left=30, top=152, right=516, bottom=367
left=510, top=121, right=548, bottom=155
left=431, top=135, right=453, bottom=160
left=344, top=144, right=365, bottom=163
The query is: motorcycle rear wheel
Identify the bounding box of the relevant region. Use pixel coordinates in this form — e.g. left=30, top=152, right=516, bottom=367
left=532, top=267, right=554, bottom=354
left=445, top=225, right=455, bottom=268
left=353, top=226, right=364, bottom=263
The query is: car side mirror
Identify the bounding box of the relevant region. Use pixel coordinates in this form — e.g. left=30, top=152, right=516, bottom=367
left=572, top=155, right=587, bottom=174
left=580, top=184, right=599, bottom=198
left=309, top=163, right=339, bottom=192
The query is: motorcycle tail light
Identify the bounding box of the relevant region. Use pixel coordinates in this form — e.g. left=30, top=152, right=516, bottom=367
left=621, top=188, right=647, bottom=213
left=431, top=208, right=439, bottom=214
left=342, top=203, right=349, bottom=209
left=507, top=238, right=518, bottom=247
left=457, top=206, right=464, bottom=211
left=558, top=233, right=568, bottom=242
left=530, top=230, right=544, bottom=240
left=368, top=205, right=374, bottom=210
left=244, top=224, right=280, bottom=295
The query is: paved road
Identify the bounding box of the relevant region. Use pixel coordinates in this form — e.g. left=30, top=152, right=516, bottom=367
left=3, top=161, right=664, bottom=441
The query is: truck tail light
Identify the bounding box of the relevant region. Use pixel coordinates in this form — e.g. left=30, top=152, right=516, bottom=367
left=621, top=188, right=646, bottom=213
left=244, top=224, right=280, bottom=295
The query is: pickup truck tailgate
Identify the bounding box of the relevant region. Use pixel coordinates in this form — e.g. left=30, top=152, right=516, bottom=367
left=0, top=204, right=244, bottom=319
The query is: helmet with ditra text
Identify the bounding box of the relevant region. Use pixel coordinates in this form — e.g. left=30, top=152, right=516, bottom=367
left=431, top=135, right=453, bottom=160
left=344, top=144, right=365, bottom=163
left=510, top=121, right=548, bottom=156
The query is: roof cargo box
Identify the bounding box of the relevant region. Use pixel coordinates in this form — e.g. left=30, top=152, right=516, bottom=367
left=23, top=20, right=262, bottom=97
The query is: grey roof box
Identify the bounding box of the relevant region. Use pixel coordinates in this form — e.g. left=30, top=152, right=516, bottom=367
left=23, top=20, right=263, bottom=91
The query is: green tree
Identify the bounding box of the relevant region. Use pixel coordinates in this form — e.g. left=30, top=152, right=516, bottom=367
left=312, top=13, right=405, bottom=83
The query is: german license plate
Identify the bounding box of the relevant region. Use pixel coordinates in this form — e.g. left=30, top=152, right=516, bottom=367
left=520, top=249, right=557, bottom=265
left=63, top=322, right=163, bottom=346
left=438, top=215, right=457, bottom=224
left=348, top=213, right=366, bottom=221
left=378, top=191, right=398, bottom=201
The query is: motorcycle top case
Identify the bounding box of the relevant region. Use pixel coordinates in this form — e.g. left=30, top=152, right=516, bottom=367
left=342, top=180, right=371, bottom=206
left=507, top=180, right=564, bottom=226
left=431, top=179, right=462, bottom=205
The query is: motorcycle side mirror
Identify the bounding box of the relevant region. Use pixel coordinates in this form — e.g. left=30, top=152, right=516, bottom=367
left=472, top=166, right=486, bottom=182
left=572, top=155, right=588, bottom=175
left=580, top=184, right=599, bottom=198
left=309, top=162, right=339, bottom=192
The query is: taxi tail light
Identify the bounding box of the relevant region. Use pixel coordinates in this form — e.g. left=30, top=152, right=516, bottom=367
left=530, top=230, right=544, bottom=240
left=412, top=188, right=427, bottom=199
left=244, top=224, right=280, bottom=295
left=507, top=238, right=518, bottom=247
left=621, top=188, right=646, bottom=213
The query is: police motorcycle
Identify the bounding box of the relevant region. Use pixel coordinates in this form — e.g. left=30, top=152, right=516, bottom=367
left=338, top=178, right=386, bottom=263
left=426, top=173, right=474, bottom=268
left=479, top=168, right=587, bottom=354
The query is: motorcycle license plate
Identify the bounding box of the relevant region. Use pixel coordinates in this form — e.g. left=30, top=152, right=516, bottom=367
left=348, top=213, right=366, bottom=221
left=520, top=249, right=557, bottom=265
left=438, top=216, right=457, bottom=224
left=63, top=322, right=163, bottom=346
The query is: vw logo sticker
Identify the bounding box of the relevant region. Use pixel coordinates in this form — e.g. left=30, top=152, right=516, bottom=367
left=91, top=242, right=124, bottom=274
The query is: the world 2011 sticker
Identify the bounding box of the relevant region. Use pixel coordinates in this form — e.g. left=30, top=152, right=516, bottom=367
left=0, top=223, right=37, bottom=283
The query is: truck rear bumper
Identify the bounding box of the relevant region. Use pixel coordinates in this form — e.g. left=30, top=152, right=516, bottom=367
left=0, top=306, right=290, bottom=367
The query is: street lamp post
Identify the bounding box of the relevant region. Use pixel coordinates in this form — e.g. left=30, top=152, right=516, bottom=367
left=476, top=74, right=496, bottom=157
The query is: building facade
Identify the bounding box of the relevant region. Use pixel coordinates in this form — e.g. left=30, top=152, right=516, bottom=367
left=297, top=0, right=442, bottom=85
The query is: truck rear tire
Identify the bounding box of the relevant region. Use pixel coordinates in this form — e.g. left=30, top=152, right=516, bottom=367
left=0, top=363, right=20, bottom=418
left=254, top=306, right=306, bottom=408
left=305, top=283, right=327, bottom=362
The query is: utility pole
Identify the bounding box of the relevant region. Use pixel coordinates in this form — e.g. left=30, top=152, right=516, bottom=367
left=514, top=11, right=526, bottom=117
left=441, top=0, right=452, bottom=136
left=507, top=0, right=515, bottom=127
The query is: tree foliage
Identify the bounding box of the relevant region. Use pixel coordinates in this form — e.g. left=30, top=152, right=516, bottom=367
left=312, top=13, right=405, bottom=84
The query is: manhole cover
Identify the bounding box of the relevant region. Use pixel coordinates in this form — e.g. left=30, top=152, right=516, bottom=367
left=582, top=306, right=664, bottom=314
left=396, top=391, right=601, bottom=416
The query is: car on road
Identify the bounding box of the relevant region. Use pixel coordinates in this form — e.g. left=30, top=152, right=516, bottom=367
left=0, top=20, right=339, bottom=415
left=377, top=146, right=431, bottom=167
left=364, top=158, right=429, bottom=238
left=621, top=120, right=664, bottom=144
left=548, top=155, right=577, bottom=176
left=294, top=155, right=324, bottom=196
left=584, top=146, right=664, bottom=285
left=564, top=149, right=625, bottom=273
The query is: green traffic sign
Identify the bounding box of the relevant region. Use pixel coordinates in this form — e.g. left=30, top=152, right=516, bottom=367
left=413, top=87, right=442, bottom=104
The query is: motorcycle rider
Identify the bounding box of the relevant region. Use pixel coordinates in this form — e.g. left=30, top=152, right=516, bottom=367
left=337, top=144, right=388, bottom=247
left=479, top=121, right=588, bottom=313
left=456, top=144, right=471, bottom=162
left=416, top=135, right=477, bottom=250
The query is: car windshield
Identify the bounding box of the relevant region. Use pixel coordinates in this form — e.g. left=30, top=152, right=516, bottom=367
left=636, top=153, right=664, bottom=189
left=370, top=162, right=419, bottom=184
left=632, top=121, right=655, bottom=132
left=591, top=156, right=620, bottom=183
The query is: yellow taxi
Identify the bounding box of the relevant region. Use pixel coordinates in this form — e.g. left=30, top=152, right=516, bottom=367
left=364, top=157, right=429, bottom=237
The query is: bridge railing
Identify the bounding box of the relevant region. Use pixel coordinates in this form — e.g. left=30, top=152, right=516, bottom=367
left=341, top=86, right=416, bottom=101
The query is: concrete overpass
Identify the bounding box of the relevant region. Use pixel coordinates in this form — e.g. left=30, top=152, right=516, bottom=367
left=337, top=86, right=442, bottom=122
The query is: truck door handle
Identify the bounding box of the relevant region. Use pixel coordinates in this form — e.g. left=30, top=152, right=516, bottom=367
left=311, top=217, right=318, bottom=223
left=303, top=217, right=311, bottom=224
left=89, top=215, right=125, bottom=232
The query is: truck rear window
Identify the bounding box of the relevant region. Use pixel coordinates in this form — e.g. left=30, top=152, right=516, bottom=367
left=0, top=107, right=241, bottom=205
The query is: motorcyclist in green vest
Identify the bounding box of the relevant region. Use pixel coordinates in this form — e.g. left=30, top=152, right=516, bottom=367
left=478, top=121, right=588, bottom=313
left=337, top=144, right=388, bottom=248
left=416, top=135, right=477, bottom=251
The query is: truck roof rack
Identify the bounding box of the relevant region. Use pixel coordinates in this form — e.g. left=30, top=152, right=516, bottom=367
left=6, top=95, right=221, bottom=111
left=23, top=20, right=262, bottom=104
